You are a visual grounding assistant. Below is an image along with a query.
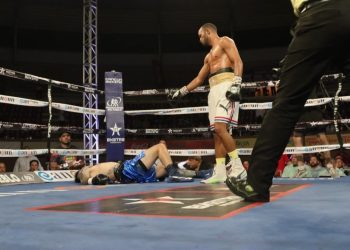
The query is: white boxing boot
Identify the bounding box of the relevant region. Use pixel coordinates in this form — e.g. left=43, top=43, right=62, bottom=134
left=201, top=164, right=226, bottom=184
left=226, top=157, right=247, bottom=181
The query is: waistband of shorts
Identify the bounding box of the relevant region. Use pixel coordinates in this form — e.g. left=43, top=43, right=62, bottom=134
left=208, top=67, right=234, bottom=78
left=208, top=71, right=235, bottom=88
left=113, top=162, right=127, bottom=183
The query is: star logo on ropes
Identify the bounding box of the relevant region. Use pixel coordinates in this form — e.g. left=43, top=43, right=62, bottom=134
left=110, top=123, right=122, bottom=136
left=123, top=196, right=204, bottom=205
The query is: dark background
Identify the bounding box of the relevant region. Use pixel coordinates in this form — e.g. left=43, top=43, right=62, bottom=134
left=0, top=0, right=295, bottom=99
left=1, top=0, right=350, bottom=170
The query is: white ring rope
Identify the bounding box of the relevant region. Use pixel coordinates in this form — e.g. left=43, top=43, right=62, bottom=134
left=123, top=74, right=343, bottom=96
left=0, top=149, right=106, bottom=157
left=0, top=66, right=347, bottom=158
left=4, top=93, right=349, bottom=115
left=2, top=144, right=350, bottom=157
left=1, top=118, right=349, bottom=136
left=0, top=67, right=103, bottom=94
left=0, top=95, right=105, bottom=115
left=125, top=95, right=349, bottom=114
left=123, top=144, right=349, bottom=157
left=0, top=95, right=48, bottom=107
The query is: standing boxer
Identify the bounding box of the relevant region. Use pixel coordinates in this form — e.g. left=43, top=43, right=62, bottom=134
left=171, top=23, right=246, bottom=184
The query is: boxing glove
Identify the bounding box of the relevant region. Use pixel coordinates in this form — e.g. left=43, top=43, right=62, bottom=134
left=226, top=76, right=242, bottom=102
left=89, top=174, right=110, bottom=185
left=169, top=86, right=189, bottom=100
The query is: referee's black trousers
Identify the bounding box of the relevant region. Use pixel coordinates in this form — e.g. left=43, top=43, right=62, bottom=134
left=248, top=0, right=350, bottom=199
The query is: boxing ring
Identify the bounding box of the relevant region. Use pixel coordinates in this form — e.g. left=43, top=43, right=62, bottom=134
left=1, top=66, right=350, bottom=250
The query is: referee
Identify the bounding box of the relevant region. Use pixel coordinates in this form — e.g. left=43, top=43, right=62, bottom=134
left=226, top=0, right=350, bottom=202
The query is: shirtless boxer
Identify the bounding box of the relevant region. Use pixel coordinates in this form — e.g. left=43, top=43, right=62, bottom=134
left=170, top=23, right=246, bottom=184
left=75, top=142, right=179, bottom=185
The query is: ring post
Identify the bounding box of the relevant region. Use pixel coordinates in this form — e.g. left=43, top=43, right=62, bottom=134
left=105, top=71, right=125, bottom=161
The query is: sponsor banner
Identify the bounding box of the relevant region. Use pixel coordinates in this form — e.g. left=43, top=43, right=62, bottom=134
left=124, top=86, right=209, bottom=96
left=52, top=102, right=105, bottom=115
left=0, top=149, right=48, bottom=157
left=0, top=122, right=105, bottom=135
left=125, top=135, right=350, bottom=156
left=105, top=71, right=125, bottom=161
left=125, top=145, right=342, bottom=156
left=305, top=97, right=332, bottom=106
left=130, top=128, right=194, bottom=135
left=126, top=129, right=138, bottom=134
left=284, top=144, right=340, bottom=154
left=124, top=98, right=350, bottom=115
left=35, top=170, right=78, bottom=182
left=242, top=80, right=276, bottom=88
left=125, top=106, right=209, bottom=116
left=191, top=127, right=210, bottom=133
left=0, top=172, right=44, bottom=185
left=0, top=94, right=48, bottom=107
left=239, top=102, right=272, bottom=110
left=50, top=149, right=106, bottom=156
left=0, top=95, right=105, bottom=114
left=125, top=138, right=254, bottom=150
left=124, top=149, right=213, bottom=156
left=0, top=66, right=102, bottom=94
left=160, top=107, right=208, bottom=115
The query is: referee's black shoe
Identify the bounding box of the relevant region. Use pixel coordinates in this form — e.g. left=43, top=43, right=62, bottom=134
left=226, top=177, right=269, bottom=202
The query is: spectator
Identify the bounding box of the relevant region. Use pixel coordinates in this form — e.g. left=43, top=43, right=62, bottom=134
left=50, top=131, right=85, bottom=170
left=307, top=155, right=324, bottom=178
left=13, top=146, right=44, bottom=172
left=242, top=160, right=249, bottom=171
left=294, top=162, right=308, bottom=178
left=334, top=155, right=349, bottom=176
left=282, top=154, right=303, bottom=178
left=292, top=88, right=331, bottom=165
left=334, top=155, right=346, bottom=168
left=0, top=162, right=6, bottom=173
left=29, top=160, right=40, bottom=171
left=320, top=157, right=347, bottom=178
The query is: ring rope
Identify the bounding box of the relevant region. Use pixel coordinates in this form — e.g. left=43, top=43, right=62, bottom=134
left=124, top=95, right=350, bottom=114
left=0, top=66, right=103, bottom=95
left=2, top=144, right=349, bottom=157
left=0, top=95, right=105, bottom=115
left=1, top=118, right=349, bottom=136
left=0, top=122, right=105, bottom=135
left=123, top=73, right=342, bottom=96
left=4, top=92, right=349, bottom=115
left=1, top=67, right=347, bottom=158
left=0, top=149, right=106, bottom=157
left=124, top=144, right=349, bottom=157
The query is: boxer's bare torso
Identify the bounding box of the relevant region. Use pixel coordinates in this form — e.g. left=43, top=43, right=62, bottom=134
left=204, top=36, right=236, bottom=74
left=78, top=162, right=120, bottom=184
